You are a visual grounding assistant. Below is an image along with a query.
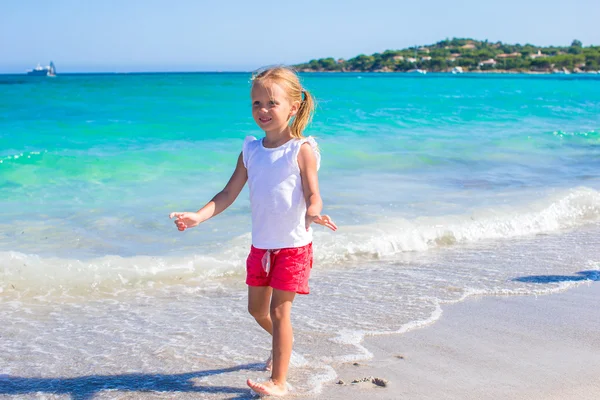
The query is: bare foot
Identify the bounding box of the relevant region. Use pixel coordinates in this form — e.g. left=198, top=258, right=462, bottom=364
left=265, top=351, right=273, bottom=371
left=247, top=378, right=288, bottom=397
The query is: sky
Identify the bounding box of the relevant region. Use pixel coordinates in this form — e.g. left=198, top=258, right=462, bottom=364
left=1, top=0, right=599, bottom=73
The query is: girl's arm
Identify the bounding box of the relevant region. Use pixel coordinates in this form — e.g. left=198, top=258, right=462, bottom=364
left=169, top=152, right=247, bottom=231
left=298, top=143, right=337, bottom=232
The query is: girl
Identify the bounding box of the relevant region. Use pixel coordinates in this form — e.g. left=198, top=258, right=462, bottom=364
left=169, top=66, right=337, bottom=397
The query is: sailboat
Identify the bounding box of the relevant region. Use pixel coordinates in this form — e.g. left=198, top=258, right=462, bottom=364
left=27, top=62, right=56, bottom=77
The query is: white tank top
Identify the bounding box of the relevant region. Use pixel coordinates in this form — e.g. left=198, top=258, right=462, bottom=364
left=242, top=135, right=320, bottom=249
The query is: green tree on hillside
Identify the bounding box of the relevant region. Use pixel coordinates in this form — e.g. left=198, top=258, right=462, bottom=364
left=569, top=39, right=583, bottom=54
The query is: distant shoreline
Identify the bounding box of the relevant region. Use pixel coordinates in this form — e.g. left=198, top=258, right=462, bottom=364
left=1, top=70, right=599, bottom=78
left=297, top=69, right=598, bottom=75
left=295, top=38, right=600, bottom=75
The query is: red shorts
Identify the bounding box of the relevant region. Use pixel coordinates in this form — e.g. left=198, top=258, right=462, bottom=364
left=246, top=243, right=313, bottom=294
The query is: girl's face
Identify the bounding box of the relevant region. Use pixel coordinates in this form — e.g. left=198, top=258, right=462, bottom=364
left=251, top=81, right=299, bottom=134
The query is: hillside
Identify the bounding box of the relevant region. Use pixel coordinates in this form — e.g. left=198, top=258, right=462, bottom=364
left=295, top=38, right=600, bottom=73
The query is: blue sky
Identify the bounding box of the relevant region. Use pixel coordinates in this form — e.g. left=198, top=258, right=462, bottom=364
left=1, top=0, right=599, bottom=73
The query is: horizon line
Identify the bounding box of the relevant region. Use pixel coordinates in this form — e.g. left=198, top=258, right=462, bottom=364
left=0, top=70, right=257, bottom=76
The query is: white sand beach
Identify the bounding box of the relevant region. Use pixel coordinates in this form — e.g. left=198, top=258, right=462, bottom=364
left=318, top=282, right=600, bottom=400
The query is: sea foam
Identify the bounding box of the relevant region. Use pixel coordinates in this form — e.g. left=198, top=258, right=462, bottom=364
left=2, top=187, right=599, bottom=296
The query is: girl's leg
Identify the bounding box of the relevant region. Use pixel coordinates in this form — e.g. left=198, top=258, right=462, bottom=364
left=248, top=286, right=274, bottom=370
left=247, top=286, right=273, bottom=334
left=270, top=288, right=296, bottom=384
left=247, top=288, right=296, bottom=396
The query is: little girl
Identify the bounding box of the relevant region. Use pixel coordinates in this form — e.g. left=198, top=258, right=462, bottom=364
left=169, top=66, right=336, bottom=397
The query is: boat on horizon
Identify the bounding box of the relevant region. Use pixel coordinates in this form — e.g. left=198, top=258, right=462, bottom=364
left=27, top=62, right=56, bottom=77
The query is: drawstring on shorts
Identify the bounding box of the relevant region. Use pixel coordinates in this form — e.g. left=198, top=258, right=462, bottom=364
left=261, top=249, right=280, bottom=275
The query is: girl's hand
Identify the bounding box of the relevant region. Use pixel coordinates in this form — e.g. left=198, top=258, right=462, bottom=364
left=305, top=214, right=337, bottom=232
left=169, top=212, right=202, bottom=231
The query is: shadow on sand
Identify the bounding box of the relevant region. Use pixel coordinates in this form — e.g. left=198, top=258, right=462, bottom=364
left=513, top=270, right=600, bottom=284
left=0, top=363, right=263, bottom=400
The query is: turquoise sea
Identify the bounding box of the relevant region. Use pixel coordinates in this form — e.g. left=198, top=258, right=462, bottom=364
left=1, top=72, right=600, bottom=398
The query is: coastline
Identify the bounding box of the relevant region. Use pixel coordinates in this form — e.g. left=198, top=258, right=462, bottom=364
left=294, top=38, right=600, bottom=76
left=317, top=282, right=600, bottom=400
left=297, top=69, right=599, bottom=75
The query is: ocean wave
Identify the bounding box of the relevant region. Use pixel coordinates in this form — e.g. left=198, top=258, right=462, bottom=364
left=551, top=129, right=599, bottom=142
left=0, top=251, right=244, bottom=297
left=315, top=186, right=600, bottom=263
left=2, top=187, right=599, bottom=296
left=0, top=150, right=44, bottom=164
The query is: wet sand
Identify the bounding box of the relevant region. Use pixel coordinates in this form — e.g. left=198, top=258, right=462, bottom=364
left=318, top=282, right=600, bottom=400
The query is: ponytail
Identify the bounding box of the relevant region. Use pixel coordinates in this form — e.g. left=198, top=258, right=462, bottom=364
left=291, top=89, right=315, bottom=139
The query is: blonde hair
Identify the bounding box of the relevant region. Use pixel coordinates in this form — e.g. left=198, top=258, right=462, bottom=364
left=251, top=66, right=315, bottom=139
